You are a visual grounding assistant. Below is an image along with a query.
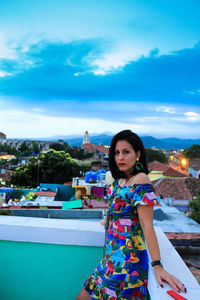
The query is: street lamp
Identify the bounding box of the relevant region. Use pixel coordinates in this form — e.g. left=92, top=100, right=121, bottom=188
left=180, top=158, right=187, bottom=170
left=37, top=159, right=40, bottom=185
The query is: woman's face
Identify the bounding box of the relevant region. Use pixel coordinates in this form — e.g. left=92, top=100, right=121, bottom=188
left=114, top=140, right=140, bottom=177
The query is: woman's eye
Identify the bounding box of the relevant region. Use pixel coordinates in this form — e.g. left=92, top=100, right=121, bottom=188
left=123, top=150, right=129, bottom=154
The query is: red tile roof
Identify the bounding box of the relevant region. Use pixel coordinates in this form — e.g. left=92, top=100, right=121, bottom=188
left=154, top=177, right=200, bottom=200
left=163, top=167, right=187, bottom=177
left=165, top=232, right=200, bottom=248
left=81, top=143, right=109, bottom=154
left=82, top=143, right=95, bottom=149
left=165, top=232, right=200, bottom=240
left=149, top=160, right=188, bottom=177
left=34, top=191, right=56, bottom=197
left=95, top=144, right=109, bottom=154
left=189, top=158, right=200, bottom=171
left=185, top=177, right=200, bottom=197
left=169, top=161, right=189, bottom=174
left=148, top=161, right=169, bottom=172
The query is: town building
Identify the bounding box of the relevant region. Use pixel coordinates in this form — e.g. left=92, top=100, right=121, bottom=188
left=188, top=158, right=200, bottom=179
left=0, top=132, right=6, bottom=141
left=81, top=131, right=109, bottom=169
left=148, top=160, right=188, bottom=181
left=0, top=133, right=53, bottom=152
left=82, top=131, right=109, bottom=158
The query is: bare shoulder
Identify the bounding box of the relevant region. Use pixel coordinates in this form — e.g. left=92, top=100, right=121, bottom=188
left=132, top=173, right=151, bottom=184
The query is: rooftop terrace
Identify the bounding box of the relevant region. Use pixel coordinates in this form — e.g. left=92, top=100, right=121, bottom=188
left=0, top=214, right=199, bottom=300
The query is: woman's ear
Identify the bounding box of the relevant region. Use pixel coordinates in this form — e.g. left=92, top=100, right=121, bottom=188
left=137, top=151, right=141, bottom=159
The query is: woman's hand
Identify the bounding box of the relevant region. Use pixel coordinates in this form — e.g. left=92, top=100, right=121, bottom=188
left=154, top=265, right=187, bottom=294
left=100, top=217, right=107, bottom=226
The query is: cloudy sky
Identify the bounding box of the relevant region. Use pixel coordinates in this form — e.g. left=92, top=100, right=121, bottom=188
left=0, top=0, right=200, bottom=139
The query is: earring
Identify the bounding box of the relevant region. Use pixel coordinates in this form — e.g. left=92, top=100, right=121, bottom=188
left=135, top=157, right=144, bottom=171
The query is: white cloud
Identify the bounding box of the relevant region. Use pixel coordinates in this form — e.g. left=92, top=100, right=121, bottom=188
left=93, top=54, right=126, bottom=72
left=185, top=89, right=200, bottom=96
left=92, top=45, right=145, bottom=73
left=0, top=70, right=12, bottom=77
left=143, top=116, right=159, bottom=120
left=0, top=110, right=142, bottom=139
left=1, top=102, right=200, bottom=139
left=184, top=111, right=200, bottom=121
left=0, top=41, right=17, bottom=60
left=156, top=105, right=176, bottom=114
left=93, top=69, right=106, bottom=75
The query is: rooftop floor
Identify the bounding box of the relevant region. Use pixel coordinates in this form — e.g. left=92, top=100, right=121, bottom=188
left=153, top=206, right=200, bottom=233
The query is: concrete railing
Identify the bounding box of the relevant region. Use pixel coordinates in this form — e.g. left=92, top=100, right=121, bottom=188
left=0, top=215, right=199, bottom=299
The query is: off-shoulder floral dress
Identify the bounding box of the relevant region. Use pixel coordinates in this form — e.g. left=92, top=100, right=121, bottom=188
left=84, top=182, right=159, bottom=300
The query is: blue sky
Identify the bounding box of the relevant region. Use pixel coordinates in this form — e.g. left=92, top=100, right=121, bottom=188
left=0, top=0, right=200, bottom=139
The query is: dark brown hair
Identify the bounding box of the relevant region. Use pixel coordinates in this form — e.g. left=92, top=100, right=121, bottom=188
left=108, top=130, right=149, bottom=179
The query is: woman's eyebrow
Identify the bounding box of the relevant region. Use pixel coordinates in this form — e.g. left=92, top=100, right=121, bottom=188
left=115, top=148, right=130, bottom=151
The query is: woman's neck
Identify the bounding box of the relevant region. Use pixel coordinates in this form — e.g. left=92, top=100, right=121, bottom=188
left=125, top=173, right=133, bottom=180
left=119, top=176, right=134, bottom=187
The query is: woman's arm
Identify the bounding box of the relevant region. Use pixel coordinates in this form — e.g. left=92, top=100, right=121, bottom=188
left=137, top=205, right=186, bottom=294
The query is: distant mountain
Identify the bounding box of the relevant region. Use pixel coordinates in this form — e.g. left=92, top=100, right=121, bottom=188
left=89, top=131, right=113, bottom=136
left=160, top=138, right=200, bottom=150
left=63, top=134, right=200, bottom=150
left=140, top=136, right=166, bottom=149
left=35, top=134, right=83, bottom=141
left=12, top=133, right=200, bottom=150
left=66, top=134, right=113, bottom=146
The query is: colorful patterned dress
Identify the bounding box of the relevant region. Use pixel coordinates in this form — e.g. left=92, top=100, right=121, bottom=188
left=84, top=182, right=159, bottom=300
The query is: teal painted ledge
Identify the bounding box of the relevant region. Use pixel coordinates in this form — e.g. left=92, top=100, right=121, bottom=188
left=0, top=240, right=103, bottom=300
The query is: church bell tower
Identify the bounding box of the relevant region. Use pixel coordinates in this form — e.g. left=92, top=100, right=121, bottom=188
left=83, top=131, right=90, bottom=144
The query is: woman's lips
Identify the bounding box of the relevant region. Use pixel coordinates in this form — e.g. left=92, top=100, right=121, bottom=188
left=118, top=163, right=125, bottom=166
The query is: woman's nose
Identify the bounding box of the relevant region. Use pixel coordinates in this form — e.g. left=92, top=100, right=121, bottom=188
left=119, top=153, right=124, bottom=160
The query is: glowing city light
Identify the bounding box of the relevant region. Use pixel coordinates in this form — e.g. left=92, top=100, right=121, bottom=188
left=181, top=158, right=187, bottom=166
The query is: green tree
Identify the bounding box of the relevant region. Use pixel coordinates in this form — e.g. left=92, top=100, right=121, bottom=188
left=189, top=194, right=200, bottom=224
left=21, top=191, right=35, bottom=200
left=146, top=149, right=168, bottom=164
left=77, top=161, right=91, bottom=173
left=31, top=141, right=40, bottom=154
left=182, top=144, right=200, bottom=159
left=39, top=149, right=80, bottom=184
left=10, top=161, right=37, bottom=188
left=67, top=147, right=93, bottom=160
left=18, top=142, right=29, bottom=153
left=0, top=143, right=18, bottom=155
left=12, top=189, right=24, bottom=200
left=10, top=149, right=80, bottom=188
left=9, top=157, right=20, bottom=165
left=50, top=143, right=92, bottom=160
left=0, top=159, right=5, bottom=166
left=18, top=142, right=32, bottom=156
left=49, top=142, right=67, bottom=151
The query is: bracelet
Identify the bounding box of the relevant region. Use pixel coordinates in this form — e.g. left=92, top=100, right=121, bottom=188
left=151, top=260, right=163, bottom=267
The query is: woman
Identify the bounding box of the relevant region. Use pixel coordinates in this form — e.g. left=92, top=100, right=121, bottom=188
left=77, top=130, right=186, bottom=299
